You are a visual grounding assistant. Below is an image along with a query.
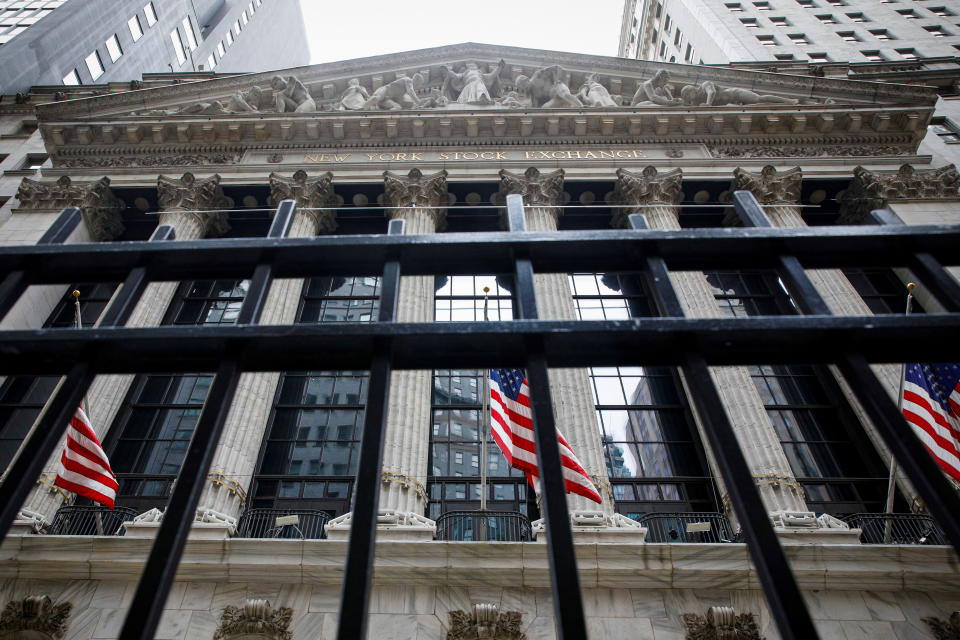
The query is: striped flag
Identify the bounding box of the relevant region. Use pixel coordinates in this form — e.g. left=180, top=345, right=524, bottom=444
left=901, top=363, right=960, bottom=481
left=489, top=368, right=602, bottom=504
left=53, top=405, right=119, bottom=508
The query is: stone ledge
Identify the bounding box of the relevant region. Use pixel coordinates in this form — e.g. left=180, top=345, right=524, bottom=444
left=1, top=536, right=956, bottom=590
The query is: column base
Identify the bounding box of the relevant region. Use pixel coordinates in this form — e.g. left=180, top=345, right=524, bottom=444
left=121, top=507, right=236, bottom=539
left=531, top=511, right=647, bottom=543
left=769, top=511, right=863, bottom=545
left=324, top=510, right=437, bottom=541
left=7, top=520, right=41, bottom=536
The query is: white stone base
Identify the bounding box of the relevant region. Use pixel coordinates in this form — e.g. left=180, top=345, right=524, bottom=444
left=531, top=512, right=648, bottom=542
left=775, top=526, right=863, bottom=545
left=6, top=520, right=39, bottom=536
left=325, top=524, right=436, bottom=542
left=121, top=521, right=234, bottom=540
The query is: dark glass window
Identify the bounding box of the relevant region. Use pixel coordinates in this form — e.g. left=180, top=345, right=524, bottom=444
left=842, top=269, right=921, bottom=315
left=167, top=280, right=248, bottom=325
left=299, top=276, right=380, bottom=323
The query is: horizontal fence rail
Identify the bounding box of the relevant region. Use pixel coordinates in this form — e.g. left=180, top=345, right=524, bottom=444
left=435, top=511, right=533, bottom=542
left=0, top=194, right=958, bottom=640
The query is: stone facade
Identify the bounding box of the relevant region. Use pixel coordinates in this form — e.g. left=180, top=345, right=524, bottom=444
left=1, top=43, right=959, bottom=640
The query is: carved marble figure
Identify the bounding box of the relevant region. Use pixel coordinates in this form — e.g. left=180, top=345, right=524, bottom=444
left=271, top=75, right=316, bottom=113
left=441, top=59, right=506, bottom=105
left=517, top=65, right=583, bottom=108
left=418, top=88, right=449, bottom=109
left=497, top=90, right=525, bottom=108
left=577, top=73, right=620, bottom=107
left=679, top=81, right=799, bottom=106
left=631, top=70, right=680, bottom=106
left=335, top=78, right=370, bottom=111
left=363, top=73, right=423, bottom=110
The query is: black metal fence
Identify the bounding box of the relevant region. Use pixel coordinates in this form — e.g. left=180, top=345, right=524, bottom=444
left=235, top=508, right=330, bottom=540
left=845, top=512, right=947, bottom=545
left=1, top=195, right=959, bottom=640
left=637, top=512, right=735, bottom=543
left=435, top=510, right=532, bottom=541
left=48, top=505, right=139, bottom=536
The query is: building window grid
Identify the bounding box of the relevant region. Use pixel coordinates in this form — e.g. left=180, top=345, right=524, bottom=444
left=789, top=33, right=812, bottom=44
left=846, top=12, right=869, bottom=21
left=817, top=13, right=838, bottom=22
left=930, top=118, right=960, bottom=143
left=897, top=47, right=920, bottom=58
left=128, top=14, right=143, bottom=41
left=770, top=16, right=790, bottom=26
left=838, top=31, right=861, bottom=42
left=923, top=25, right=950, bottom=36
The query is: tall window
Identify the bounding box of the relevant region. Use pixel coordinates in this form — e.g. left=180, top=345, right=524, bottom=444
left=251, top=277, right=380, bottom=517
left=0, top=283, right=117, bottom=471
left=706, top=270, right=889, bottom=514
left=170, top=29, right=186, bottom=66
left=128, top=15, right=143, bottom=41
left=571, top=273, right=718, bottom=517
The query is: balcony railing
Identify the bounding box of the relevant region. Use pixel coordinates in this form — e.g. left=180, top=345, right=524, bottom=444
left=844, top=512, right=947, bottom=545
left=235, top=508, right=330, bottom=540
left=636, top=512, right=736, bottom=543
left=435, top=510, right=532, bottom=541
left=48, top=505, right=139, bottom=536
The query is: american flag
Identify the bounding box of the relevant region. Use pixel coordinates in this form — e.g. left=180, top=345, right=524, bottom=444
left=901, top=363, right=960, bottom=481
left=53, top=405, right=118, bottom=509
left=489, top=368, right=602, bottom=504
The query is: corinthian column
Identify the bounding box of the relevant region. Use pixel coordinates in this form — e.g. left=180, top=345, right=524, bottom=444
left=194, top=171, right=338, bottom=532
left=13, top=173, right=230, bottom=529
left=497, top=167, right=621, bottom=526
left=614, top=167, right=815, bottom=528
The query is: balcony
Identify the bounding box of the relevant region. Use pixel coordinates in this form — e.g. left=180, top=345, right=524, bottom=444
left=235, top=508, right=330, bottom=539
left=435, top=510, right=532, bottom=541
left=636, top=512, right=736, bottom=543
left=843, top=513, right=947, bottom=545
left=48, top=505, right=139, bottom=535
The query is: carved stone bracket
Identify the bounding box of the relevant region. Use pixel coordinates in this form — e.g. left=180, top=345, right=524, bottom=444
left=0, top=595, right=73, bottom=640
left=731, top=165, right=802, bottom=205
left=498, top=166, right=565, bottom=208
left=840, top=163, right=960, bottom=223
left=383, top=167, right=449, bottom=230
left=924, top=611, right=960, bottom=640
left=157, top=172, right=231, bottom=237
left=611, top=165, right=682, bottom=228
left=682, top=606, right=763, bottom=640
left=269, top=169, right=337, bottom=234
left=213, top=599, right=293, bottom=640
left=16, top=175, right=124, bottom=241
left=447, top=603, right=526, bottom=640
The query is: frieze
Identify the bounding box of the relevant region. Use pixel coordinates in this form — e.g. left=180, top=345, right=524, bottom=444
left=287, top=147, right=702, bottom=165
left=708, top=144, right=911, bottom=158
left=55, top=153, right=239, bottom=168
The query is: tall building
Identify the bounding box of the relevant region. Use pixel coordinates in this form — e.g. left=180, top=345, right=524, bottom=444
left=0, top=0, right=309, bottom=94
left=0, top=41, right=958, bottom=640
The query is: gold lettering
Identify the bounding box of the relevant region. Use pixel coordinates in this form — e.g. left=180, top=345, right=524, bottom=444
left=395, top=153, right=408, bottom=161
left=615, top=151, right=631, bottom=158
left=632, top=150, right=646, bottom=158
left=496, top=152, right=507, bottom=160
left=304, top=154, right=318, bottom=162
left=600, top=151, right=615, bottom=159
left=439, top=152, right=450, bottom=160
left=584, top=151, right=598, bottom=159
left=463, top=152, right=478, bottom=160
left=335, top=154, right=350, bottom=163
left=569, top=151, right=582, bottom=159
left=411, top=152, right=423, bottom=161
left=524, top=151, right=536, bottom=159
left=480, top=151, right=497, bottom=160
left=367, top=153, right=379, bottom=161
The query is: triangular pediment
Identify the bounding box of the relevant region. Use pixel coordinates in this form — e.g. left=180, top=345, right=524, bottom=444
left=34, top=42, right=937, bottom=163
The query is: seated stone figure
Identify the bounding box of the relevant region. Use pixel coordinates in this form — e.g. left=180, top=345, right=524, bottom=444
left=517, top=65, right=583, bottom=108
left=631, top=70, right=680, bottom=106
left=335, top=78, right=370, bottom=111
left=362, top=73, right=423, bottom=110
left=271, top=75, right=317, bottom=113
left=679, top=81, right=799, bottom=106
left=577, top=73, right=619, bottom=107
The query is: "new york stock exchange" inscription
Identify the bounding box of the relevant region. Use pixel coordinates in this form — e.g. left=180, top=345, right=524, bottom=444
left=293, top=147, right=694, bottom=164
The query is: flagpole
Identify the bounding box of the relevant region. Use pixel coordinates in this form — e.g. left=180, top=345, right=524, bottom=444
left=72, top=290, right=91, bottom=415
left=479, top=286, right=490, bottom=512
left=884, top=281, right=915, bottom=542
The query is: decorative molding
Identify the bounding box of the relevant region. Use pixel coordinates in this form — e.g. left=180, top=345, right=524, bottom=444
left=840, top=163, right=960, bottom=223
left=269, top=170, right=337, bottom=234
left=156, top=172, right=231, bottom=236
left=214, top=599, right=293, bottom=640
left=732, top=165, right=802, bottom=205
left=682, top=606, right=763, bottom=640
left=924, top=611, right=960, bottom=640
left=380, top=469, right=429, bottom=505
left=498, top=166, right=565, bottom=207
left=708, top=144, right=911, bottom=158
left=16, top=175, right=124, bottom=241
left=383, top=167, right=449, bottom=230
left=0, top=595, right=73, bottom=640
left=56, top=153, right=239, bottom=168
left=611, top=165, right=682, bottom=228
left=447, top=603, right=526, bottom=640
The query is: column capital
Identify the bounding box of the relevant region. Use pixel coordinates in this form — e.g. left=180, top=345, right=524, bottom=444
left=498, top=166, right=565, bottom=207
left=157, top=172, right=230, bottom=237
left=840, top=163, right=960, bottom=223
left=16, top=175, right=124, bottom=241
left=732, top=165, right=802, bottom=205
left=383, top=168, right=448, bottom=231
left=611, top=166, right=682, bottom=228
left=269, top=169, right=337, bottom=234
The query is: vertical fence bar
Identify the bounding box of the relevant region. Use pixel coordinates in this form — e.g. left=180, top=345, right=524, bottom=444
left=731, top=191, right=960, bottom=553
left=119, top=203, right=296, bottom=640
left=627, top=213, right=821, bottom=640
left=0, top=206, right=82, bottom=323
left=335, top=218, right=404, bottom=640
left=98, top=224, right=175, bottom=328
left=505, top=193, right=587, bottom=640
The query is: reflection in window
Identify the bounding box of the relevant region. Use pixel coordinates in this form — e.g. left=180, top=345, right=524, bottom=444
left=298, top=277, right=379, bottom=323
left=434, top=275, right=512, bottom=321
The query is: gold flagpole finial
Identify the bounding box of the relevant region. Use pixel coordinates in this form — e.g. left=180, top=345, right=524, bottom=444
left=906, top=282, right=917, bottom=292
left=482, top=286, right=490, bottom=294
left=72, top=289, right=81, bottom=299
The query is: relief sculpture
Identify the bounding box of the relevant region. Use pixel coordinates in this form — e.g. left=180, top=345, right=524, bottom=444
left=441, top=59, right=506, bottom=105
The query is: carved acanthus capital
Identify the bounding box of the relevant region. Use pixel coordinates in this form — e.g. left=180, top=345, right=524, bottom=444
left=498, top=167, right=565, bottom=208
left=269, top=170, right=337, bottom=234
left=214, top=599, right=293, bottom=640
left=447, top=603, right=526, bottom=640
left=0, top=595, right=73, bottom=640
left=383, top=168, right=449, bottom=230
left=840, top=163, right=960, bottom=223
left=925, top=611, right=960, bottom=640
left=682, top=606, right=762, bottom=640
left=157, top=172, right=230, bottom=237
left=612, top=166, right=683, bottom=228
left=732, top=165, right=802, bottom=205
left=16, top=175, right=124, bottom=241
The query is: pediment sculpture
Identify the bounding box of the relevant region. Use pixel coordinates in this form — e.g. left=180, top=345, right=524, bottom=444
left=441, top=59, right=506, bottom=105
left=0, top=595, right=73, bottom=640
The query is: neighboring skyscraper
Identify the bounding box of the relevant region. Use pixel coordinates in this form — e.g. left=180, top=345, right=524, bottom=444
left=619, top=0, right=960, bottom=64
left=0, top=0, right=309, bottom=94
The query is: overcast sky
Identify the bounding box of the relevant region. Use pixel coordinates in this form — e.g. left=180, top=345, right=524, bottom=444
left=299, top=0, right=625, bottom=65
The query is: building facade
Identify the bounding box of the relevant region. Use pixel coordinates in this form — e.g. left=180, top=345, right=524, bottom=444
left=0, top=42, right=958, bottom=639
left=0, top=0, right=308, bottom=94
